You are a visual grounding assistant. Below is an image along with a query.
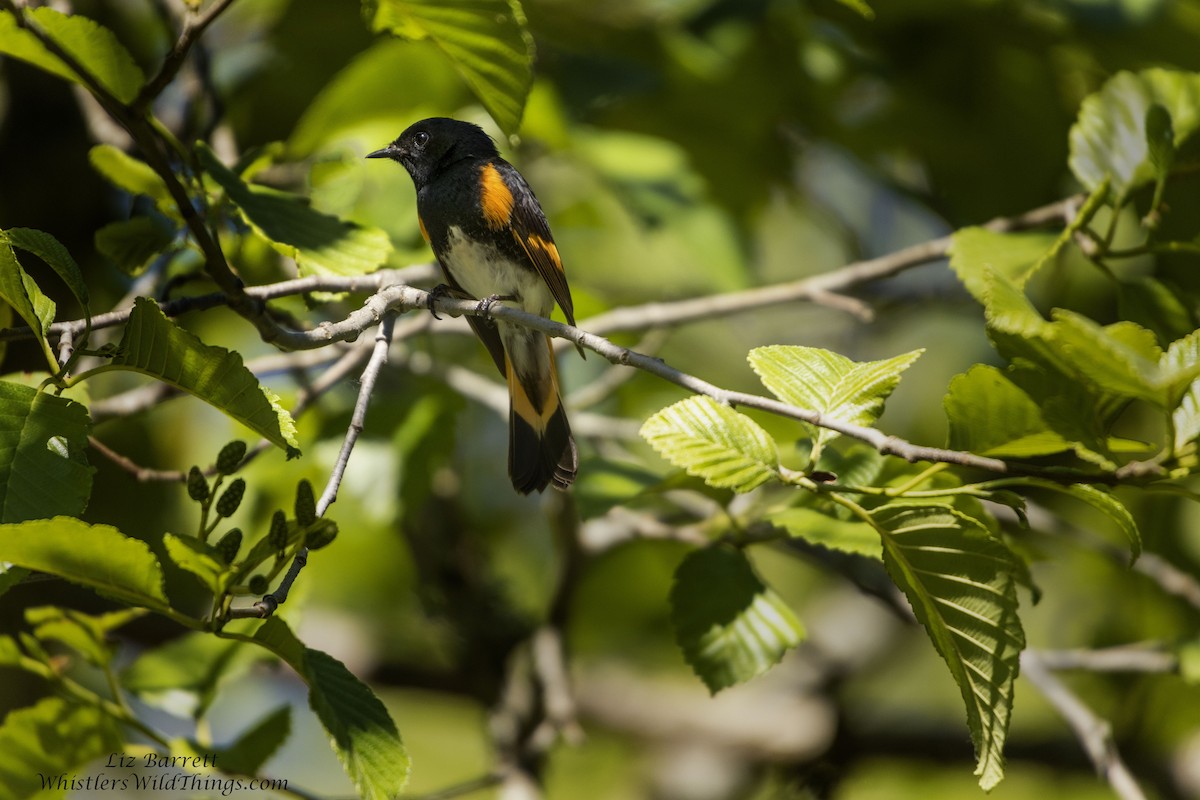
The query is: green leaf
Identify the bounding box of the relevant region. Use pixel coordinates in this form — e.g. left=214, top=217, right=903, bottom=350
left=768, top=507, right=881, bottom=559
left=944, top=365, right=1074, bottom=458
left=1069, top=68, right=1200, bottom=200
left=1019, top=479, right=1141, bottom=561
left=0, top=697, right=121, bottom=799
left=198, top=144, right=392, bottom=279
left=0, top=381, right=92, bottom=522
left=95, top=215, right=179, bottom=276
left=670, top=546, right=805, bottom=693
left=0, top=234, right=57, bottom=364
left=640, top=395, right=779, bottom=492
left=213, top=705, right=292, bottom=776
left=89, top=144, right=175, bottom=211
left=123, top=627, right=270, bottom=719
left=948, top=228, right=1061, bottom=305
left=873, top=503, right=1025, bottom=791
left=1050, top=311, right=1162, bottom=404
left=249, top=618, right=410, bottom=799
left=4, top=228, right=89, bottom=310
left=0, top=8, right=144, bottom=103
left=108, top=298, right=300, bottom=455
left=1161, top=331, right=1200, bottom=445
left=163, top=533, right=231, bottom=595
left=1117, top=276, right=1196, bottom=348
left=0, top=517, right=168, bottom=610
left=25, top=606, right=139, bottom=666
left=748, top=345, right=923, bottom=455
left=369, top=0, right=534, bottom=136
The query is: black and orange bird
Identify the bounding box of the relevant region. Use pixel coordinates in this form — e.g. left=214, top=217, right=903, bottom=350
left=368, top=118, right=577, bottom=494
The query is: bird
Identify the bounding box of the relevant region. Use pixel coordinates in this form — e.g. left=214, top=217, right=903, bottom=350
left=368, top=117, right=577, bottom=494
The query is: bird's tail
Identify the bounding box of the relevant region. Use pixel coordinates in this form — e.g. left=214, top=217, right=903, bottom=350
left=506, top=339, right=576, bottom=494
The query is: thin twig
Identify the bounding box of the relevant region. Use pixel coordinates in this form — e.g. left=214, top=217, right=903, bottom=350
left=1035, top=643, right=1177, bottom=674
left=231, top=314, right=397, bottom=618
left=88, top=436, right=186, bottom=483
left=1021, top=649, right=1148, bottom=800
left=135, top=0, right=239, bottom=111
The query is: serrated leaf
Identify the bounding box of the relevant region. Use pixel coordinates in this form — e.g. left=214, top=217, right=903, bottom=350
left=768, top=507, right=881, bottom=559
left=109, top=298, right=299, bottom=455
left=0, top=381, right=92, bottom=522
left=89, top=144, right=175, bottom=211
left=0, top=234, right=57, bottom=364
left=0, top=697, right=121, bottom=799
left=213, top=705, right=292, bottom=775
left=370, top=0, right=534, bottom=136
left=163, top=533, right=230, bottom=595
left=198, top=145, right=392, bottom=279
left=249, top=618, right=409, bottom=798
left=873, top=503, right=1025, bottom=790
left=0, top=517, right=168, bottom=610
left=0, top=8, right=144, bottom=103
left=1050, top=311, right=1162, bottom=404
left=944, top=366, right=1073, bottom=458
left=1069, top=68, right=1200, bottom=200
left=123, top=627, right=270, bottom=719
left=748, top=345, right=922, bottom=455
left=640, top=396, right=779, bottom=492
left=948, top=228, right=1061, bottom=305
left=1020, top=479, right=1141, bottom=561
left=670, top=546, right=805, bottom=693
left=4, top=227, right=89, bottom=310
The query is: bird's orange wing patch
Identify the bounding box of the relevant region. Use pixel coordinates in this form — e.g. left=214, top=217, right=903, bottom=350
left=418, top=214, right=430, bottom=244
left=480, top=163, right=515, bottom=230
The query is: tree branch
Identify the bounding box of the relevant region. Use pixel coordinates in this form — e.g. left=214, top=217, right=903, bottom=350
left=1021, top=649, right=1148, bottom=800
left=135, top=0, right=239, bottom=111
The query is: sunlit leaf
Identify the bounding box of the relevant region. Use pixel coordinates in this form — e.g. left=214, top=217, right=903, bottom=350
left=199, top=145, right=392, bottom=279
left=948, top=228, right=1061, bottom=305
left=0, top=234, right=56, bottom=364
left=0, top=8, right=144, bottom=103
left=108, top=298, right=300, bottom=455
left=1069, top=68, right=1200, bottom=199
left=944, top=365, right=1073, bottom=458
left=4, top=227, right=89, bottom=310
left=0, top=517, right=168, bottom=610
left=163, top=533, right=231, bottom=595
left=249, top=618, right=410, bottom=798
left=874, top=503, right=1025, bottom=791
left=768, top=507, right=881, bottom=559
left=0, top=381, right=92, bottom=523
left=640, top=395, right=779, bottom=492
left=0, top=698, right=121, bottom=799
left=670, top=546, right=805, bottom=693
left=89, top=144, right=175, bottom=212
left=369, top=0, right=534, bottom=136
left=748, top=345, right=922, bottom=456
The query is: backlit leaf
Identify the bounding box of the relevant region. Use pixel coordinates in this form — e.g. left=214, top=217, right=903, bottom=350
left=0, top=381, right=92, bottom=523
left=874, top=503, right=1025, bottom=790
left=640, top=395, right=779, bottom=492
left=369, top=0, right=534, bottom=136
left=670, top=546, right=805, bottom=693
left=944, top=365, right=1073, bottom=458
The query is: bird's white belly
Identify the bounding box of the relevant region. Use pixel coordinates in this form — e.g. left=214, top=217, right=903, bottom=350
left=442, top=226, right=554, bottom=317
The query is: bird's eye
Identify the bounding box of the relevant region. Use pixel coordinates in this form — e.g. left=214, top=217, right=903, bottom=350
left=413, top=131, right=430, bottom=149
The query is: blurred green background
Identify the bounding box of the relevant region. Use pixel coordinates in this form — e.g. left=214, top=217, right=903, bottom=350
left=2, top=0, right=1200, bottom=797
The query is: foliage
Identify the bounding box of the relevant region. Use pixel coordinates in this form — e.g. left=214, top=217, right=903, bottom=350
left=0, top=1, right=1199, bottom=799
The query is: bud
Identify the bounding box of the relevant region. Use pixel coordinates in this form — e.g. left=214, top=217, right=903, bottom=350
left=248, top=575, right=269, bottom=594
left=268, top=510, right=288, bottom=550
left=294, top=480, right=316, bottom=527
left=186, top=466, right=209, bottom=502
left=215, top=478, right=246, bottom=518
left=304, top=519, right=338, bottom=550
left=216, top=441, right=247, bottom=475
left=214, top=528, right=243, bottom=564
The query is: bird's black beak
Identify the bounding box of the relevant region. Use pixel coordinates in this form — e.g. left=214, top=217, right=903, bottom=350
left=366, top=144, right=396, bottom=159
